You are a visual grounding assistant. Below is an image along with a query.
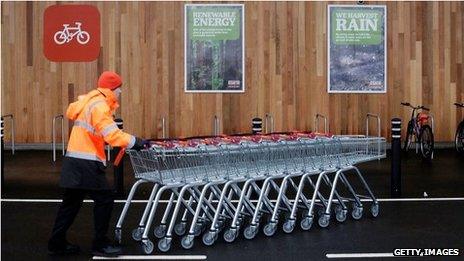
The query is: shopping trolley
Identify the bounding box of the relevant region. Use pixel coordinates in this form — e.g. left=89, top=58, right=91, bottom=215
left=115, top=132, right=386, bottom=254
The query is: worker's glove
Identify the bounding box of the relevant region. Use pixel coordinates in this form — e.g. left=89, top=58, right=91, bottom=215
left=132, top=137, right=150, bottom=151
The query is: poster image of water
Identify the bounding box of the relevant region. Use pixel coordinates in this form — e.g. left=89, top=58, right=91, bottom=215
left=185, top=4, right=245, bottom=93
left=328, top=5, right=387, bottom=93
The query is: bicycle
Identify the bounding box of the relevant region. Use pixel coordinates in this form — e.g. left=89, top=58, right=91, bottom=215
left=454, top=102, right=464, bottom=153
left=54, top=22, right=90, bottom=45
left=401, top=102, right=434, bottom=160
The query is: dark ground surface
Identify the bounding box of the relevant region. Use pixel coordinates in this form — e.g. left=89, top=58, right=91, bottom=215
left=1, top=149, right=464, bottom=260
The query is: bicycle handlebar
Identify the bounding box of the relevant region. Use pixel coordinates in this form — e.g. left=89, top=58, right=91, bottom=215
left=401, top=102, right=430, bottom=111
left=454, top=102, right=464, bottom=108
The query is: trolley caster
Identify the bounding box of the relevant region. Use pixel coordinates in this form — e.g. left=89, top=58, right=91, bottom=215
left=157, top=237, right=172, bottom=252
left=237, top=216, right=245, bottom=227
left=243, top=225, right=258, bottom=240
left=318, top=214, right=330, bottom=228
left=223, top=228, right=237, bottom=243
left=132, top=227, right=144, bottom=241
left=352, top=205, right=363, bottom=220
left=371, top=203, right=379, bottom=217
left=282, top=219, right=295, bottom=234
left=114, top=228, right=122, bottom=244
left=174, top=222, right=187, bottom=236
left=335, top=206, right=347, bottom=222
left=300, top=216, right=313, bottom=230
left=263, top=222, right=277, bottom=237
left=141, top=240, right=154, bottom=254
left=154, top=224, right=166, bottom=239
left=181, top=234, right=194, bottom=249
left=202, top=231, right=216, bottom=246
left=193, top=222, right=203, bottom=237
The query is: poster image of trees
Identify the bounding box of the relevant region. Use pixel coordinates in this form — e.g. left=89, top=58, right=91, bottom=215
left=328, top=5, right=387, bottom=93
left=185, top=4, right=244, bottom=93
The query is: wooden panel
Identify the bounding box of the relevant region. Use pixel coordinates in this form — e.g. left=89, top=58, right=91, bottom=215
left=1, top=1, right=464, bottom=143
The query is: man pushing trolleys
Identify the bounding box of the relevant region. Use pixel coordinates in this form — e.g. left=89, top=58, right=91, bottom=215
left=48, top=71, right=149, bottom=257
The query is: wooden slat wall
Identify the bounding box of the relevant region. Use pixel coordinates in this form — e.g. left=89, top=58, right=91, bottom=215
left=1, top=1, right=464, bottom=143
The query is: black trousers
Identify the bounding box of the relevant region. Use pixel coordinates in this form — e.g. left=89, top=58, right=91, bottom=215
left=48, top=188, right=114, bottom=249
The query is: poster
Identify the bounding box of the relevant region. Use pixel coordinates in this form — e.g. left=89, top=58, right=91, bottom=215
left=185, top=4, right=245, bottom=93
left=328, top=5, right=387, bottom=93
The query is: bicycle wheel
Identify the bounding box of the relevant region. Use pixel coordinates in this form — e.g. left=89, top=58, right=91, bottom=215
left=403, top=120, right=414, bottom=151
left=455, top=121, right=464, bottom=153
left=419, top=125, right=434, bottom=160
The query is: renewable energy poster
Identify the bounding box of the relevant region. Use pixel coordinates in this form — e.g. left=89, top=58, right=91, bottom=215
left=185, top=4, right=245, bottom=93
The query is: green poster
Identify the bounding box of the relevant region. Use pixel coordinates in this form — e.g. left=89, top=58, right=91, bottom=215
left=331, top=9, right=383, bottom=45
left=328, top=5, right=387, bottom=93
left=185, top=4, right=244, bottom=93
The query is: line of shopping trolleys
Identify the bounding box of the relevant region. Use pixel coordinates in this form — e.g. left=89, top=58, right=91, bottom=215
left=114, top=131, right=386, bottom=254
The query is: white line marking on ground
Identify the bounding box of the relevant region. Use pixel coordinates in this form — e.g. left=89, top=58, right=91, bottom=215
left=326, top=253, right=395, bottom=259
left=1, top=197, right=464, bottom=203
left=92, top=255, right=207, bottom=260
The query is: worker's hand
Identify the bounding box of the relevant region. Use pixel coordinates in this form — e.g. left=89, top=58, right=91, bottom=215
left=132, top=137, right=150, bottom=150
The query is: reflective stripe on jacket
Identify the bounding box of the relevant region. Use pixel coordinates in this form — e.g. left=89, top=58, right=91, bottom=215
left=65, top=88, right=135, bottom=164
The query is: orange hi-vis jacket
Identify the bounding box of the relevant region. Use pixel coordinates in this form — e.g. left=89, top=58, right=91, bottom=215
left=65, top=88, right=135, bottom=165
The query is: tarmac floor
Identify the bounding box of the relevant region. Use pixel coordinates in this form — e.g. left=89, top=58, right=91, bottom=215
left=1, top=149, right=464, bottom=260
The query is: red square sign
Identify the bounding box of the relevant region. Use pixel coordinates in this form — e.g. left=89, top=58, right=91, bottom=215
left=44, top=5, right=100, bottom=62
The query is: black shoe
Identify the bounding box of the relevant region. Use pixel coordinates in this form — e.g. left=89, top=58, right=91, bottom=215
left=92, top=245, right=122, bottom=257
left=48, top=243, right=80, bottom=255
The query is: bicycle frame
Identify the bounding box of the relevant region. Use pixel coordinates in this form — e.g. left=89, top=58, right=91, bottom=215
left=62, top=24, right=83, bottom=41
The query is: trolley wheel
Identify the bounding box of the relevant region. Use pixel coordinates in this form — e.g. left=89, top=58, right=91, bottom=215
left=157, top=238, right=171, bottom=252
left=371, top=203, right=380, bottom=218
left=352, top=206, right=363, bottom=220
left=263, top=223, right=277, bottom=237
left=237, top=216, right=245, bottom=227
left=114, top=228, right=122, bottom=244
left=193, top=222, right=203, bottom=236
left=154, top=224, right=166, bottom=239
left=217, top=219, right=226, bottom=230
left=202, top=231, right=215, bottom=246
left=282, top=220, right=295, bottom=234
left=174, top=222, right=187, bottom=236
left=132, top=227, right=144, bottom=241
left=181, top=235, right=194, bottom=249
left=335, top=206, right=347, bottom=223
left=244, top=225, right=257, bottom=240
left=300, top=216, right=313, bottom=231
left=318, top=214, right=330, bottom=228
left=223, top=229, right=237, bottom=243
left=142, top=240, right=154, bottom=254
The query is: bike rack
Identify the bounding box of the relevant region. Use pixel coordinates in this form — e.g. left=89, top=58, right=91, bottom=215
left=428, top=113, right=435, bottom=134
left=366, top=113, right=381, bottom=137
left=314, top=113, right=328, bottom=133
left=366, top=113, right=381, bottom=160
left=1, top=114, right=15, bottom=155
left=265, top=114, right=274, bottom=133
left=52, top=114, right=65, bottom=162
left=213, top=115, right=220, bottom=136
left=161, top=117, right=167, bottom=139
left=428, top=113, right=435, bottom=159
left=106, top=145, right=111, bottom=162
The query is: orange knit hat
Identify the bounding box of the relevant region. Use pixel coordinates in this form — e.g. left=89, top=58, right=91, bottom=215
left=98, top=71, right=122, bottom=90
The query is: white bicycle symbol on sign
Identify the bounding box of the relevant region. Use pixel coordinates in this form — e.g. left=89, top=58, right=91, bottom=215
left=54, top=22, right=90, bottom=45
